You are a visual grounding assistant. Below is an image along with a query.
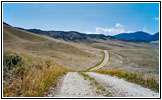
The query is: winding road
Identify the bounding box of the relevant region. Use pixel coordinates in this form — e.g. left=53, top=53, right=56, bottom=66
left=47, top=50, right=159, bottom=97
left=90, top=50, right=109, bottom=71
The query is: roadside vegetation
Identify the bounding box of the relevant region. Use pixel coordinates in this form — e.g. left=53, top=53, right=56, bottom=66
left=78, top=72, right=112, bottom=97
left=93, top=69, right=159, bottom=92
left=3, top=49, right=72, bottom=97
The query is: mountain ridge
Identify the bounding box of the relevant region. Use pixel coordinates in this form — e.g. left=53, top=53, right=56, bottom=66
left=4, top=22, right=159, bottom=42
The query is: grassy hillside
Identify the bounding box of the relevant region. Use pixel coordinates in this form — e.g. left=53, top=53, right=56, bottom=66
left=87, top=39, right=159, bottom=79
left=3, top=23, right=159, bottom=76
left=3, top=24, right=48, bottom=42
left=3, top=24, right=102, bottom=71
left=3, top=23, right=103, bottom=96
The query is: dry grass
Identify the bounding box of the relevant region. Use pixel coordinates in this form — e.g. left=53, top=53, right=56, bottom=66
left=112, top=49, right=159, bottom=68
left=93, top=69, right=159, bottom=92
left=104, top=49, right=159, bottom=76
left=3, top=24, right=102, bottom=71
left=88, top=39, right=159, bottom=78
left=3, top=49, right=72, bottom=97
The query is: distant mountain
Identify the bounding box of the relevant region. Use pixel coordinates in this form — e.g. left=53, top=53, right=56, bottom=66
left=114, top=31, right=159, bottom=42
left=26, top=29, right=87, bottom=41
left=4, top=22, right=158, bottom=42
left=87, top=34, right=109, bottom=40
left=151, top=32, right=159, bottom=41
left=14, top=27, right=114, bottom=41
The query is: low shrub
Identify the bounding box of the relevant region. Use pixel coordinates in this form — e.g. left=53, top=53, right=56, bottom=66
left=3, top=54, right=23, bottom=70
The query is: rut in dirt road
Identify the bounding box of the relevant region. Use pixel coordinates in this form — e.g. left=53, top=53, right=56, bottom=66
left=54, top=72, right=102, bottom=97
left=85, top=72, right=159, bottom=97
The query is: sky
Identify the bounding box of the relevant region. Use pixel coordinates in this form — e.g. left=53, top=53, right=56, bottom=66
left=3, top=3, right=159, bottom=35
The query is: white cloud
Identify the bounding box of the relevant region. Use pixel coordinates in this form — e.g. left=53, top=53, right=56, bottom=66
left=95, top=27, right=127, bottom=36
left=115, top=23, right=124, bottom=28
left=86, top=31, right=92, bottom=34
left=154, top=17, right=159, bottom=21
left=86, top=23, right=131, bottom=36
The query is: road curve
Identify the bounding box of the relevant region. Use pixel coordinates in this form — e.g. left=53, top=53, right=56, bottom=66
left=90, top=50, right=109, bottom=71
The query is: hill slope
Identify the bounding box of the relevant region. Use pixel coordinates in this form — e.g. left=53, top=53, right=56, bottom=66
left=3, top=23, right=103, bottom=71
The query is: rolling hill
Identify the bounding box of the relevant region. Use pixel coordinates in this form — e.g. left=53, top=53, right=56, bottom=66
left=3, top=21, right=156, bottom=43
left=4, top=22, right=159, bottom=43
left=3, top=23, right=103, bottom=71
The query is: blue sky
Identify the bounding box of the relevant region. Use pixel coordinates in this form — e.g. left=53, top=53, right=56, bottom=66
left=3, top=3, right=159, bottom=35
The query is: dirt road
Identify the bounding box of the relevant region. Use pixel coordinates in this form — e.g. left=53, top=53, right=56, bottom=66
left=90, top=50, right=109, bottom=71
left=47, top=49, right=159, bottom=97
left=53, top=72, right=102, bottom=97
left=85, top=72, right=159, bottom=97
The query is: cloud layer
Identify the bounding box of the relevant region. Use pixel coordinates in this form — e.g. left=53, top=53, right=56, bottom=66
left=87, top=23, right=131, bottom=36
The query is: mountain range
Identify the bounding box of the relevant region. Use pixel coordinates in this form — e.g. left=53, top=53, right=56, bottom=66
left=4, top=22, right=159, bottom=42
left=114, top=31, right=159, bottom=42
left=14, top=26, right=114, bottom=41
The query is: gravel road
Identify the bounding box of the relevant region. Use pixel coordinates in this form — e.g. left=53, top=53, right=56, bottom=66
left=46, top=49, right=159, bottom=97
left=85, top=72, right=159, bottom=97
left=54, top=72, right=102, bottom=97
left=90, top=50, right=109, bottom=71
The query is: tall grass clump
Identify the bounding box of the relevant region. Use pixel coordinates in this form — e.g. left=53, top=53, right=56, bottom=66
left=93, top=69, right=159, bottom=92
left=3, top=51, right=72, bottom=97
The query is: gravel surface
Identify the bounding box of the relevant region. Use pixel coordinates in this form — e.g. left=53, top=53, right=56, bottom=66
left=54, top=72, right=102, bottom=97
left=85, top=72, right=159, bottom=97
